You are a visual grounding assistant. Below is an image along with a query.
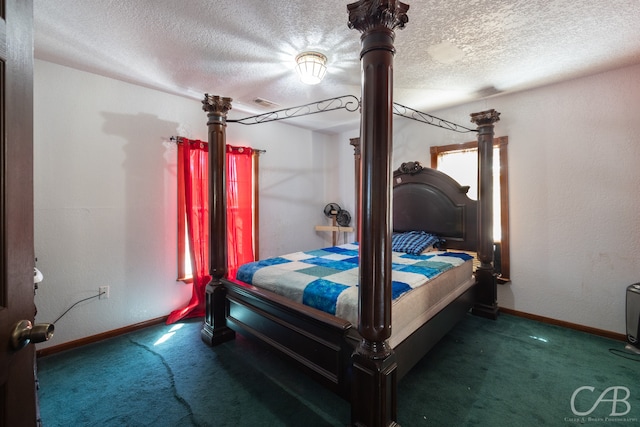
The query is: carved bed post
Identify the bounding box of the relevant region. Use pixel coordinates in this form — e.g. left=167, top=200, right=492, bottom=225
left=348, top=1, right=408, bottom=426
left=349, top=137, right=361, bottom=240
left=200, top=94, right=236, bottom=346
left=470, top=109, right=500, bottom=320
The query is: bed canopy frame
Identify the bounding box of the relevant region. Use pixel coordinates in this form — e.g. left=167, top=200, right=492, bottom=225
left=198, top=1, right=500, bottom=425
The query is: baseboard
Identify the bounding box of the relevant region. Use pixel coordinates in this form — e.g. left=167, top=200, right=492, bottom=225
left=36, top=316, right=168, bottom=358
left=35, top=309, right=626, bottom=357
left=499, top=307, right=626, bottom=342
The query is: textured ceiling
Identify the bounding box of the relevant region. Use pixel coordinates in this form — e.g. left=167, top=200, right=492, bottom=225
left=34, top=0, right=640, bottom=133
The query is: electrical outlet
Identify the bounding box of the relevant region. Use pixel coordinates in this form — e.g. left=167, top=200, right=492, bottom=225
left=99, top=286, right=109, bottom=300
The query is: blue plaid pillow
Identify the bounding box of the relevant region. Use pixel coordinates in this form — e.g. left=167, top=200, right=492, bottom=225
left=392, top=231, right=440, bottom=255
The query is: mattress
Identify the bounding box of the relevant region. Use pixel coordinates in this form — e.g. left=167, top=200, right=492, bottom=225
left=235, top=242, right=474, bottom=346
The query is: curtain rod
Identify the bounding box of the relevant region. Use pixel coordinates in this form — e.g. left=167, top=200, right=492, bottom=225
left=169, top=136, right=266, bottom=154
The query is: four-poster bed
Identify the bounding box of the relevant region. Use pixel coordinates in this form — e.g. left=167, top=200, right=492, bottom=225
left=198, top=1, right=500, bottom=426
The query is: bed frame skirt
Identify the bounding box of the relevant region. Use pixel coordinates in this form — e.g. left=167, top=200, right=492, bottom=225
left=212, top=277, right=477, bottom=400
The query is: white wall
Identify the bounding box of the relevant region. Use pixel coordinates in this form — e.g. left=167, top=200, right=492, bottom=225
left=34, top=60, right=330, bottom=348
left=336, top=62, right=640, bottom=335
left=319, top=133, right=359, bottom=244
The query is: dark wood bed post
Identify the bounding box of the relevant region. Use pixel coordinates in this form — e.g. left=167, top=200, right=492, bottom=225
left=349, top=137, right=361, bottom=239
left=200, top=94, right=236, bottom=346
left=348, top=1, right=408, bottom=426
left=470, top=109, right=500, bottom=320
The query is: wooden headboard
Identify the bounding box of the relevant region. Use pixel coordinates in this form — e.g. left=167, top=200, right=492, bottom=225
left=393, top=161, right=478, bottom=252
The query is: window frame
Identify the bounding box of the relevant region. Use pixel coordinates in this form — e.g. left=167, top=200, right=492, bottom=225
left=430, top=136, right=510, bottom=283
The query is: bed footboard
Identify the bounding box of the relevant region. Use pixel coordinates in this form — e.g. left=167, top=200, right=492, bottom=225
left=223, top=278, right=360, bottom=399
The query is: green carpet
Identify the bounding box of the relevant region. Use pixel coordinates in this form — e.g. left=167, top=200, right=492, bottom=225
left=37, top=314, right=640, bottom=426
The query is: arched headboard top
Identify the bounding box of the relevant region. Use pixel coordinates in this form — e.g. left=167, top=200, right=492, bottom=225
left=393, top=161, right=478, bottom=252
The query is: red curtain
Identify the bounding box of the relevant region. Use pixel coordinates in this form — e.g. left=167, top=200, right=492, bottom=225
left=167, top=139, right=210, bottom=324
left=226, top=145, right=255, bottom=278
left=167, top=140, right=254, bottom=324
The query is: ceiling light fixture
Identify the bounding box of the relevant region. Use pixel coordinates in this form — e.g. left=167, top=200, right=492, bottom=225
left=295, top=51, right=327, bottom=85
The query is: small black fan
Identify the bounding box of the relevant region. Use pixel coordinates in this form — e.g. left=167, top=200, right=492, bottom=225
left=336, top=209, right=351, bottom=227
left=323, top=203, right=351, bottom=227
left=323, top=203, right=341, bottom=218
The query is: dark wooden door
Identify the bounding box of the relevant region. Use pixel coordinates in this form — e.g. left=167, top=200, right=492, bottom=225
left=0, top=0, right=38, bottom=426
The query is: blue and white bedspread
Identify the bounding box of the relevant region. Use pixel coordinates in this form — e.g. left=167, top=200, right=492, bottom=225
left=235, top=242, right=473, bottom=322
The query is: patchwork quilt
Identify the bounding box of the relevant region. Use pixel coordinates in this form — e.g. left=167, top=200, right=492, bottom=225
left=235, top=243, right=473, bottom=321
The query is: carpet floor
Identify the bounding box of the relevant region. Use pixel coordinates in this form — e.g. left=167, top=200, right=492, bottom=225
left=36, top=313, right=640, bottom=426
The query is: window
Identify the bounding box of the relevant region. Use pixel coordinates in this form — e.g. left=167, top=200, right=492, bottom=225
left=430, top=136, right=510, bottom=283
left=177, top=141, right=261, bottom=283
left=177, top=143, right=191, bottom=282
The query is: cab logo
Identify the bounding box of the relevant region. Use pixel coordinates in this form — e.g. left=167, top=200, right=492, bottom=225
left=569, top=386, right=632, bottom=419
